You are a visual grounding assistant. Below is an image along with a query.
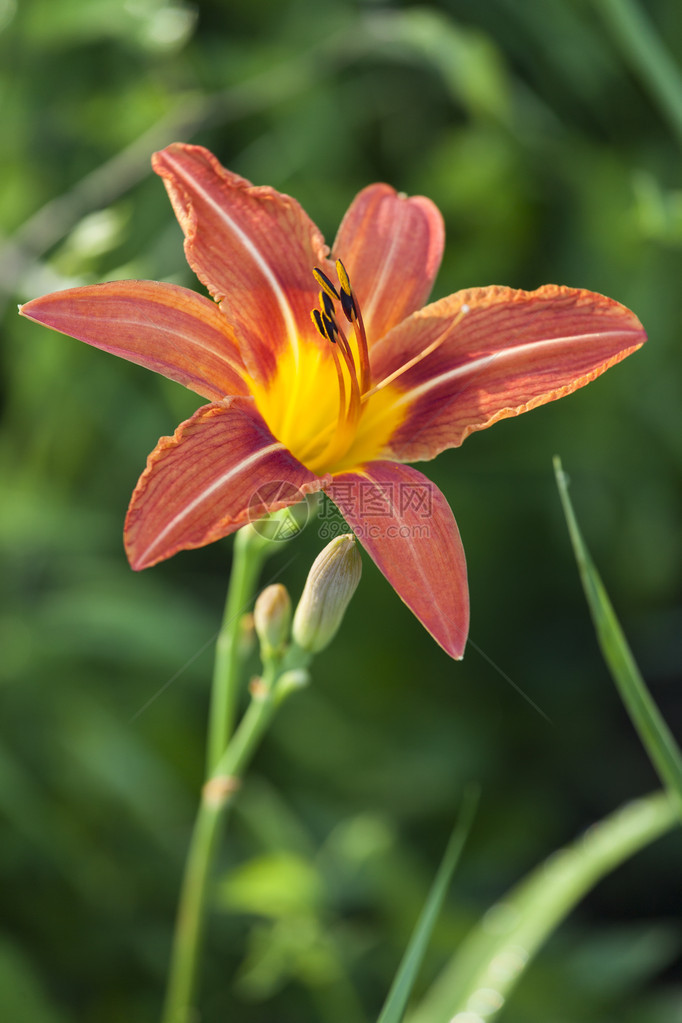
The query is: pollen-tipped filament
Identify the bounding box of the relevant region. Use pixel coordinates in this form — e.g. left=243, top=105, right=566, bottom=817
left=309, top=261, right=372, bottom=459
left=251, top=260, right=405, bottom=475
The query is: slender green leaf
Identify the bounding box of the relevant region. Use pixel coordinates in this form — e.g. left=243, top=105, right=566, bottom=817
left=599, top=0, right=682, bottom=147
left=376, top=788, right=479, bottom=1023
left=554, top=456, right=682, bottom=818
left=407, top=790, right=678, bottom=1023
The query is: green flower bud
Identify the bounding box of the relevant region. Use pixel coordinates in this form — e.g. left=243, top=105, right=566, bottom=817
left=253, top=584, right=292, bottom=656
left=292, top=534, right=362, bottom=653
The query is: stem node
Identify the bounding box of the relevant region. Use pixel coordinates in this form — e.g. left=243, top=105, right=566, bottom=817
left=202, top=775, right=240, bottom=809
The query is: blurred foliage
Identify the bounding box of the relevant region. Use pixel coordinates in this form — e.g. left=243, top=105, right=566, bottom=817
left=1, top=0, right=681, bottom=1021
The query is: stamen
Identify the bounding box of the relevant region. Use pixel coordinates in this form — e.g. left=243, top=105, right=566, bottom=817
left=311, top=307, right=336, bottom=345
left=306, top=261, right=373, bottom=467
left=313, top=267, right=340, bottom=302
left=319, top=290, right=336, bottom=323
left=328, top=337, right=347, bottom=428
left=335, top=258, right=370, bottom=395
left=335, top=259, right=351, bottom=296
left=339, top=288, right=355, bottom=324
left=328, top=310, right=363, bottom=438
left=311, top=301, right=360, bottom=433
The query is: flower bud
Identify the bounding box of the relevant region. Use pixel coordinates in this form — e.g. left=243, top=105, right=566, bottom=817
left=253, top=584, right=292, bottom=656
left=292, top=535, right=362, bottom=653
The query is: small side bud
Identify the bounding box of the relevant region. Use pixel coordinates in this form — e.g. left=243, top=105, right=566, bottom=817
left=274, top=668, right=311, bottom=703
left=254, top=584, right=292, bottom=657
left=292, top=535, right=362, bottom=653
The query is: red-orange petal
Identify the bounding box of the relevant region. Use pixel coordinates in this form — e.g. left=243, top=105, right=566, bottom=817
left=332, top=183, right=444, bottom=345
left=370, top=285, right=646, bottom=462
left=327, top=462, right=468, bottom=659
left=20, top=280, right=249, bottom=401
left=125, top=398, right=328, bottom=569
left=152, top=144, right=328, bottom=384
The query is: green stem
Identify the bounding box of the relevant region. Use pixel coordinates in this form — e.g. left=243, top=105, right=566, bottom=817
left=162, top=527, right=270, bottom=1023
left=161, top=796, right=225, bottom=1023
left=206, top=527, right=271, bottom=774
left=162, top=655, right=309, bottom=1023
left=162, top=516, right=313, bottom=1023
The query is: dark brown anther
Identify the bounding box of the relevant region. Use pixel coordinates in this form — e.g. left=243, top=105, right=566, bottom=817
left=334, top=259, right=356, bottom=322
left=339, top=288, right=355, bottom=323
left=311, top=307, right=328, bottom=340
left=320, top=290, right=336, bottom=321
left=335, top=259, right=351, bottom=295
left=322, top=313, right=338, bottom=343
left=313, top=267, right=340, bottom=302
left=311, top=307, right=337, bottom=344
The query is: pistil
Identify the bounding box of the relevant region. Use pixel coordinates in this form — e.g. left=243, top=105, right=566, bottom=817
left=362, top=303, right=471, bottom=402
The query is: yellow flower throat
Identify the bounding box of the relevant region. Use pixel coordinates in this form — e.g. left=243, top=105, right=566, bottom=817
left=251, top=261, right=404, bottom=475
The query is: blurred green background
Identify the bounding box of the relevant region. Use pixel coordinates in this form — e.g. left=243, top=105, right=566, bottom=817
left=2, top=0, right=681, bottom=1020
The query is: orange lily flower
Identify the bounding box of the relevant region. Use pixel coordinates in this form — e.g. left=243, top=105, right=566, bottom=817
left=20, top=144, right=646, bottom=659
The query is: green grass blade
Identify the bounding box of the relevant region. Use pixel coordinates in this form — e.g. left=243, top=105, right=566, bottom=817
left=376, top=787, right=479, bottom=1023
left=599, top=0, right=682, bottom=148
left=554, top=457, right=682, bottom=818
left=407, top=790, right=678, bottom=1023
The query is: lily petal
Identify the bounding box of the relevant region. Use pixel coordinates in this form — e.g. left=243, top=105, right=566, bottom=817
left=20, top=280, right=248, bottom=401
left=153, top=144, right=328, bottom=383
left=327, top=462, right=468, bottom=659
left=333, top=183, right=444, bottom=344
left=126, top=397, right=328, bottom=569
left=369, top=285, right=646, bottom=462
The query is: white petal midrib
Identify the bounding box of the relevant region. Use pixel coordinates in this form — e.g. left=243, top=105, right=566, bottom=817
left=389, top=329, right=640, bottom=408
left=169, top=154, right=300, bottom=365
left=139, top=441, right=285, bottom=562
left=92, top=312, right=246, bottom=378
